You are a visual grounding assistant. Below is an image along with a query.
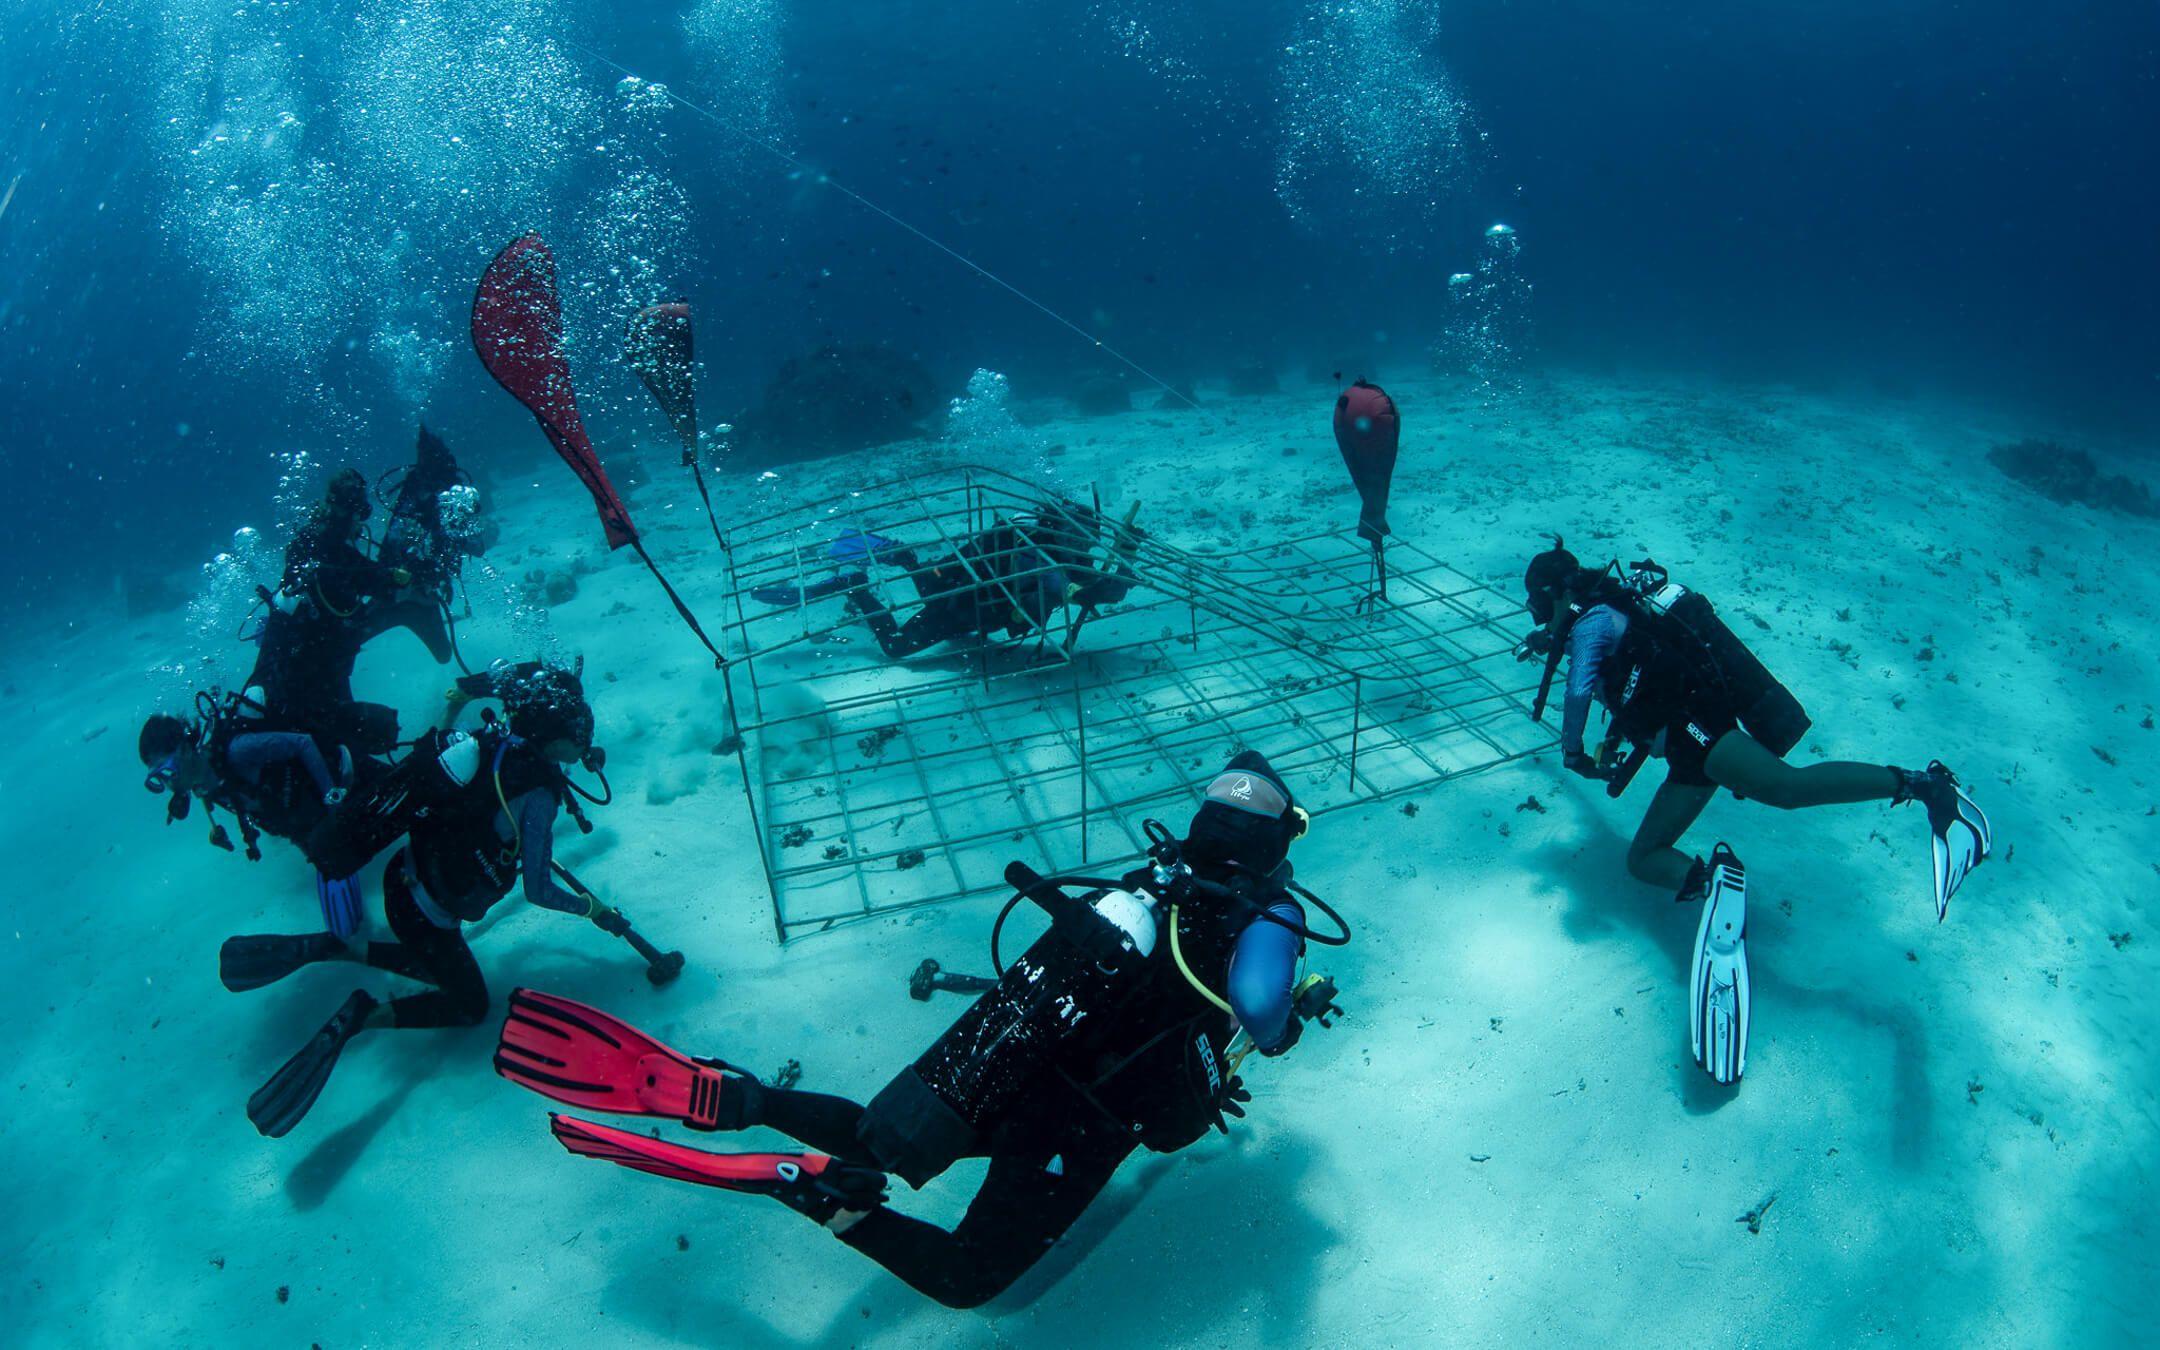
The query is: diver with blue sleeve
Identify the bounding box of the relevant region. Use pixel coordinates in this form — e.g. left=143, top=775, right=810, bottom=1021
left=495, top=750, right=1348, bottom=1308
left=1517, top=540, right=1993, bottom=1085
left=138, top=695, right=364, bottom=932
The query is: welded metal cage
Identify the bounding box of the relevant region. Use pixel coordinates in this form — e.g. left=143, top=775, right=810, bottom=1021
left=711, top=465, right=1553, bottom=940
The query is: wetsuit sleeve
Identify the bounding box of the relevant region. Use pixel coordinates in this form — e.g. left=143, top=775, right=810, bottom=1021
left=513, top=790, right=582, bottom=914
left=1561, top=606, right=1624, bottom=757
left=1226, top=902, right=1304, bottom=1052
left=225, top=731, right=336, bottom=797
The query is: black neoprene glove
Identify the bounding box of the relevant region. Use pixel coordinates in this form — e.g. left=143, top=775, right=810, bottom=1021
left=1213, top=1077, right=1253, bottom=1133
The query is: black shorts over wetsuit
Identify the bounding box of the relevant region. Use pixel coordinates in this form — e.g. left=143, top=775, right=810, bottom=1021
left=1624, top=646, right=1744, bottom=788
left=351, top=853, right=490, bottom=1029
left=249, top=607, right=402, bottom=755
left=1605, top=590, right=1808, bottom=789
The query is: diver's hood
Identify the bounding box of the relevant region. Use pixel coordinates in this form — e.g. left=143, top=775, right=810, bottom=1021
left=1182, top=749, right=1302, bottom=877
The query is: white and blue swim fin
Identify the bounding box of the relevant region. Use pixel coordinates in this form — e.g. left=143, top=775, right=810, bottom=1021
left=1687, top=844, right=1750, bottom=1086
left=1910, top=761, right=1990, bottom=923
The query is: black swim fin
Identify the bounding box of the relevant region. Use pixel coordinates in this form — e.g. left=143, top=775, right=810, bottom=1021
left=221, top=932, right=346, bottom=993
left=247, top=989, right=376, bottom=1139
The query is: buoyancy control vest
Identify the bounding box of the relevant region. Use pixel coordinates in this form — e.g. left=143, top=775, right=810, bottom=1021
left=1595, top=562, right=1810, bottom=757
left=305, top=724, right=557, bottom=916
left=1061, top=897, right=1247, bottom=1154
left=190, top=692, right=326, bottom=847
left=407, top=734, right=560, bottom=921
left=857, top=865, right=1258, bottom=1187
left=205, top=739, right=320, bottom=845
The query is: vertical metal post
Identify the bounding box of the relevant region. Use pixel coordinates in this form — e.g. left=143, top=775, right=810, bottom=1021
left=1348, top=674, right=1364, bottom=792
left=720, top=660, right=786, bottom=946
left=1075, top=661, right=1089, bottom=863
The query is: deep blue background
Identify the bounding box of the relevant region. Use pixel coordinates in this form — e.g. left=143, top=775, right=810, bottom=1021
left=2, top=0, right=2155, bottom=621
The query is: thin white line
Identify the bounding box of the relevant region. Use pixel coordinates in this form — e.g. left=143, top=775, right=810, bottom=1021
left=563, top=39, right=1209, bottom=418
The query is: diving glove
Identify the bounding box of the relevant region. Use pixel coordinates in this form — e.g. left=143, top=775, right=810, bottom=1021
left=1211, top=1076, right=1253, bottom=1133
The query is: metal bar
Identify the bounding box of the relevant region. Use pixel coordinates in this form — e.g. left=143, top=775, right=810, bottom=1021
left=1348, top=674, right=1363, bottom=791
left=1075, top=659, right=1089, bottom=863
left=889, top=699, right=972, bottom=903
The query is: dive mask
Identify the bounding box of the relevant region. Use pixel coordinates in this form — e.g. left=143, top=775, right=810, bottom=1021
left=144, top=753, right=181, bottom=795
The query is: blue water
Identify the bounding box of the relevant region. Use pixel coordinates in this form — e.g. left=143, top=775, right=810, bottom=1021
left=1, top=3, right=2154, bottom=1345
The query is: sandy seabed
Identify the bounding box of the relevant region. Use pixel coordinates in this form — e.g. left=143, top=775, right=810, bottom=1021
left=4, top=369, right=2152, bottom=1347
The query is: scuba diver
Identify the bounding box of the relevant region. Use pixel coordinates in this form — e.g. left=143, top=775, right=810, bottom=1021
left=279, top=466, right=414, bottom=622
left=358, top=425, right=499, bottom=665
left=137, top=695, right=357, bottom=866
left=220, top=663, right=630, bottom=1139
left=1518, top=541, right=1993, bottom=1083
left=495, top=750, right=1348, bottom=1308
left=244, top=468, right=413, bottom=755
left=752, top=501, right=1137, bottom=659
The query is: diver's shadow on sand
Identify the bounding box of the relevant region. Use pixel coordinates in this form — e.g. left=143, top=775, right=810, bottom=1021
left=271, top=931, right=649, bottom=1213
left=585, top=1132, right=1332, bottom=1345
left=283, top=1038, right=460, bottom=1211
left=990, top=1135, right=1333, bottom=1326
left=1535, top=810, right=1934, bottom=1164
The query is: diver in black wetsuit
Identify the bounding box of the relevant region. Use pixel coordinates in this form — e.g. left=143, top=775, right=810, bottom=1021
left=1518, top=542, right=1992, bottom=915
left=757, top=502, right=1136, bottom=659
left=359, top=425, right=500, bottom=665
left=246, top=468, right=414, bottom=754
left=280, top=468, right=412, bottom=620
left=220, top=666, right=628, bottom=1139
left=137, top=701, right=355, bottom=860
left=496, top=750, right=1348, bottom=1308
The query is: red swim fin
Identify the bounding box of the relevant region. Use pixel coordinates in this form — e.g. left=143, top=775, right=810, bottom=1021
left=551, top=1115, right=890, bottom=1217
left=626, top=300, right=699, bottom=459
left=472, top=233, right=639, bottom=550
left=495, top=987, right=738, bottom=1131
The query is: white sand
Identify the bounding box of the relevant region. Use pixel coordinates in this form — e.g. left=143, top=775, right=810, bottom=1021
left=3, top=370, right=2152, bottom=1346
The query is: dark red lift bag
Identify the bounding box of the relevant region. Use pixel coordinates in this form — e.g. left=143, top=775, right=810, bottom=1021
left=1333, top=379, right=1400, bottom=607
left=472, top=234, right=724, bottom=666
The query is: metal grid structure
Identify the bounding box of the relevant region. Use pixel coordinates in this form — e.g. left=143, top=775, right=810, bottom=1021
left=710, top=465, right=1554, bottom=940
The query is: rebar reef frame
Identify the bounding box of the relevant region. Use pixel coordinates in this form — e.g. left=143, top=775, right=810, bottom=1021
left=713, top=465, right=1553, bottom=941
